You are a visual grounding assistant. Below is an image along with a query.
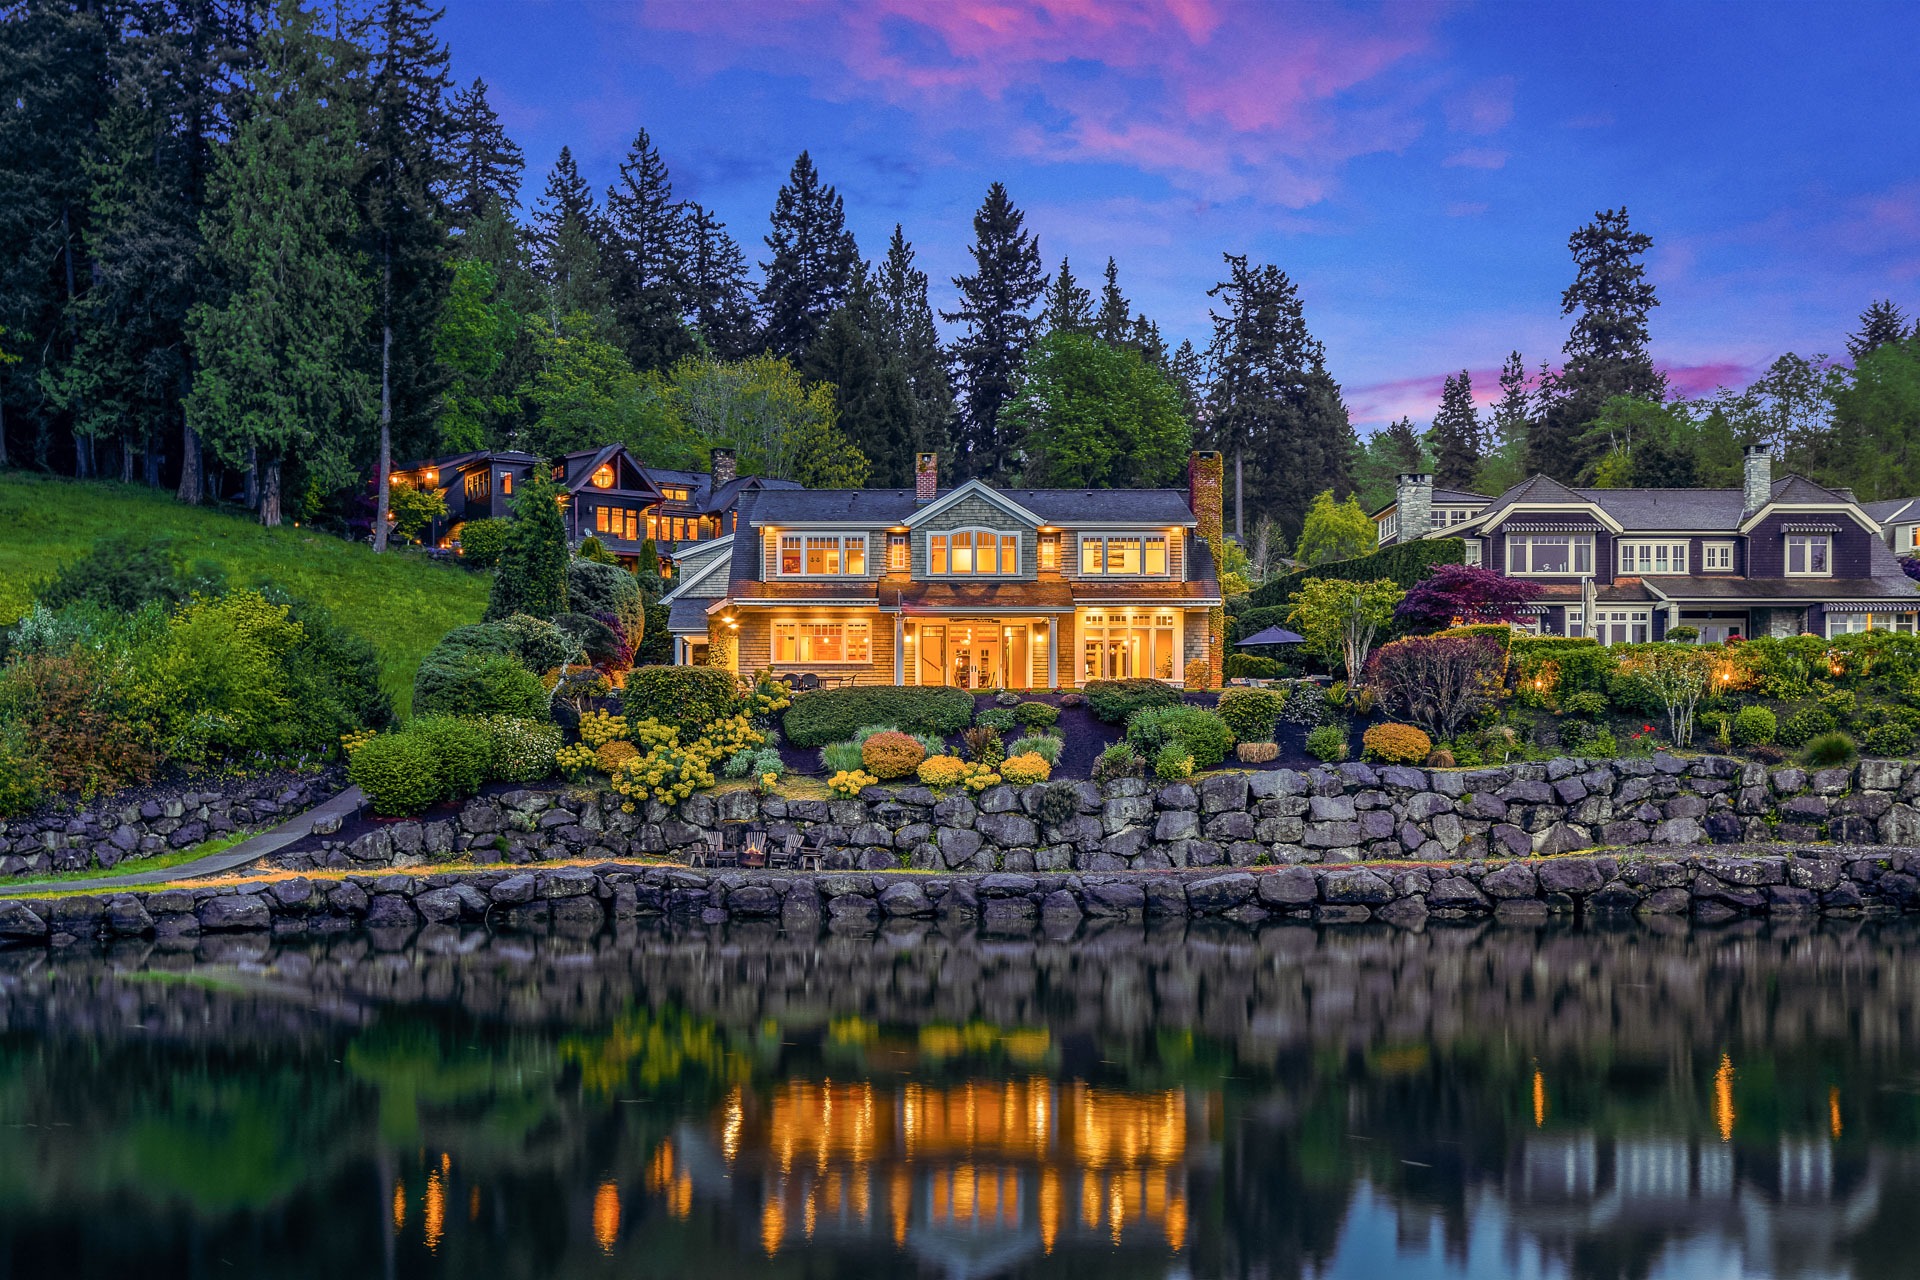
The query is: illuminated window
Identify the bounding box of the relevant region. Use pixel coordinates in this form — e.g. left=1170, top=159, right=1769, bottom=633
left=888, top=534, right=908, bottom=571
left=592, top=464, right=615, bottom=489
left=595, top=506, right=609, bottom=533
left=778, top=533, right=867, bottom=576
left=774, top=621, right=871, bottom=663
left=929, top=530, right=1018, bottom=576
left=500, top=472, right=512, bottom=495
left=463, top=471, right=490, bottom=502
left=1037, top=533, right=1059, bottom=570
left=1078, top=535, right=1168, bottom=575
left=1785, top=535, right=1830, bottom=576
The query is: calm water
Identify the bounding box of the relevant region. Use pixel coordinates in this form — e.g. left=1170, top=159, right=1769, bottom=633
left=1, top=916, right=1917, bottom=1280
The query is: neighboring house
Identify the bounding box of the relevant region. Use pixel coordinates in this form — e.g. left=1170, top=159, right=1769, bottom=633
left=662, top=451, right=1226, bottom=687
left=388, top=445, right=799, bottom=571
left=1860, top=495, right=1920, bottom=558
left=1371, top=483, right=1493, bottom=543
left=1372, top=449, right=1920, bottom=642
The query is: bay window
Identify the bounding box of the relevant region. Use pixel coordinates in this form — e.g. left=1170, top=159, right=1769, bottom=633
left=1506, top=534, right=1593, bottom=575
left=778, top=533, right=867, bottom=576
left=774, top=621, right=870, bottom=664
left=1785, top=534, right=1830, bottom=576
left=930, top=529, right=1019, bottom=575
left=1079, top=534, right=1170, bottom=575
left=1826, top=611, right=1919, bottom=636
left=1617, top=541, right=1688, bottom=575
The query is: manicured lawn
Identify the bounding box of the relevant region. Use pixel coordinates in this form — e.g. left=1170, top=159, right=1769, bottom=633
left=0, top=472, right=490, bottom=715
left=1, top=829, right=256, bottom=891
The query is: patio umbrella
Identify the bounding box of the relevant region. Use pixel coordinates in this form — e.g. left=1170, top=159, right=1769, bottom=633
left=1237, top=625, right=1305, bottom=646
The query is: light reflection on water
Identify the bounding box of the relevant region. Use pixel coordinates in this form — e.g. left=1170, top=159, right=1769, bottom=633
left=0, top=916, right=1915, bottom=1279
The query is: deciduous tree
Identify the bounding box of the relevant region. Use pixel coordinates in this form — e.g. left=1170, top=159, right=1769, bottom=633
left=1293, top=489, right=1376, bottom=566
left=1288, top=577, right=1403, bottom=685
left=1001, top=332, right=1189, bottom=488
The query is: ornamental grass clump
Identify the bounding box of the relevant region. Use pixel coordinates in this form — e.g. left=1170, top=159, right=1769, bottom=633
left=1235, top=741, right=1280, bottom=764
left=1007, top=734, right=1061, bottom=764
left=1802, top=731, right=1857, bottom=768
left=861, top=730, right=927, bottom=780
left=1362, top=722, right=1432, bottom=764
left=961, top=725, right=1005, bottom=767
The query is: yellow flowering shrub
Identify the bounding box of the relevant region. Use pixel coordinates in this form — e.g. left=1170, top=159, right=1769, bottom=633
left=698, top=713, right=764, bottom=758
left=628, top=717, right=680, bottom=750
left=829, top=769, right=878, bottom=798
left=610, top=744, right=714, bottom=808
left=556, top=743, right=599, bottom=781
left=745, top=669, right=792, bottom=719
left=917, top=754, right=969, bottom=787
left=578, top=709, right=629, bottom=748
left=1000, top=752, right=1052, bottom=785
left=962, top=763, right=1001, bottom=791
left=340, top=729, right=378, bottom=758
left=595, top=740, right=640, bottom=772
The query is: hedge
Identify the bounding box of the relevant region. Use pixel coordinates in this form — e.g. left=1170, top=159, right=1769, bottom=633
left=413, top=651, right=551, bottom=719
left=1084, top=678, right=1182, bottom=724
left=620, top=665, right=740, bottom=732
left=782, top=686, right=975, bottom=748
left=1245, top=538, right=1465, bottom=611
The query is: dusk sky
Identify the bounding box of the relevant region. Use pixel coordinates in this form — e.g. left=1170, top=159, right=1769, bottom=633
left=440, top=0, right=1920, bottom=434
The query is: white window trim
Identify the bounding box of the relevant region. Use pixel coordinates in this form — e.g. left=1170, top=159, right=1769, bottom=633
left=776, top=532, right=868, bottom=578
left=1616, top=540, right=1689, bottom=576
left=1505, top=534, right=1594, bottom=577
left=773, top=619, right=872, bottom=665
left=1575, top=606, right=1652, bottom=646
left=1701, top=541, right=1734, bottom=572
left=1784, top=534, right=1832, bottom=578
left=1078, top=533, right=1171, bottom=577
left=1463, top=539, right=1482, bottom=567
left=1826, top=611, right=1919, bottom=637
left=929, top=528, right=1021, bottom=577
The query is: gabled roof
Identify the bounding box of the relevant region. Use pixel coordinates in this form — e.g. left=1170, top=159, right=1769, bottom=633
left=744, top=486, right=1197, bottom=528
left=1861, top=497, right=1920, bottom=524
left=558, top=444, right=663, bottom=500
left=1574, top=487, right=1749, bottom=532
left=1370, top=487, right=1493, bottom=519
left=903, top=478, right=1045, bottom=529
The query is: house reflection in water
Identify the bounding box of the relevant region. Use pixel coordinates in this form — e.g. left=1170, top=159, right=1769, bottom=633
left=643, top=1077, right=1215, bottom=1272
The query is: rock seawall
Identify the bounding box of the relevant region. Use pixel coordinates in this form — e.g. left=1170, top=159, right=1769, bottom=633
left=279, top=755, right=1920, bottom=875
left=0, top=769, right=344, bottom=878
left=3, top=848, right=1918, bottom=944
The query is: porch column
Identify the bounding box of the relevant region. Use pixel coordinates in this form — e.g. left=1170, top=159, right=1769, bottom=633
left=1047, top=616, right=1058, bottom=688
left=893, top=614, right=905, bottom=685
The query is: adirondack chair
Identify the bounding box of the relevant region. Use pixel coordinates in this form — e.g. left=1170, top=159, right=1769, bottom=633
left=768, top=833, right=802, bottom=870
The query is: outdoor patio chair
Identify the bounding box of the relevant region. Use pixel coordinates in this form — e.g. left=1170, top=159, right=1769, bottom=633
left=768, top=833, right=801, bottom=870
left=794, top=672, right=822, bottom=691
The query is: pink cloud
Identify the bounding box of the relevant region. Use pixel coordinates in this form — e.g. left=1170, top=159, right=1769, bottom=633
left=1658, top=360, right=1762, bottom=398
left=1348, top=365, right=1511, bottom=426
left=1444, top=76, right=1514, bottom=135
left=632, top=0, right=1443, bottom=205
left=1442, top=146, right=1507, bottom=170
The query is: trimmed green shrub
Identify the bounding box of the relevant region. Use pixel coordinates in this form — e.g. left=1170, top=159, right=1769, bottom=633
left=458, top=517, right=510, bottom=568
left=1091, top=741, right=1144, bottom=783
left=1153, top=742, right=1194, bottom=780
left=1084, top=678, right=1181, bottom=724
left=429, top=623, right=519, bottom=661
left=1279, top=682, right=1331, bottom=727
left=1561, top=690, right=1610, bottom=719
left=552, top=612, right=623, bottom=666
left=1733, top=705, right=1777, bottom=746
left=1223, top=654, right=1286, bottom=679
left=349, top=731, right=442, bottom=817
left=1664, top=625, right=1700, bottom=642
left=975, top=707, right=1018, bottom=730
left=1865, top=722, right=1914, bottom=757
left=408, top=715, right=492, bottom=799
left=477, top=715, right=562, bottom=782
left=282, top=599, right=394, bottom=745
left=1803, top=731, right=1857, bottom=767
left=1012, top=701, right=1060, bottom=728
left=414, top=652, right=550, bottom=719
left=1778, top=706, right=1838, bottom=748
left=1126, top=705, right=1234, bottom=769
left=499, top=613, right=577, bottom=673
left=1008, top=734, right=1062, bottom=764
left=621, top=665, right=740, bottom=733
left=1215, top=688, right=1283, bottom=743
left=782, top=686, right=974, bottom=748
left=1305, top=723, right=1348, bottom=762
left=567, top=558, right=646, bottom=648
left=36, top=534, right=221, bottom=613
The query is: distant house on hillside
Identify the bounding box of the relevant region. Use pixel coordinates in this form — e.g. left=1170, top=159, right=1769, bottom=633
left=1371, top=449, right=1920, bottom=641
left=386, top=446, right=800, bottom=571
left=1860, top=495, right=1920, bottom=558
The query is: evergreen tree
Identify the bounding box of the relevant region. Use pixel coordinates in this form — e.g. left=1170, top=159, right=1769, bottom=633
left=1128, top=314, right=1168, bottom=366
left=1529, top=207, right=1665, bottom=481
left=1040, top=256, right=1093, bottom=335
left=434, top=257, right=522, bottom=452
left=530, top=146, right=612, bottom=330
left=1848, top=299, right=1911, bottom=362
left=356, top=0, right=454, bottom=551
left=1168, top=339, right=1206, bottom=429
left=943, top=182, right=1044, bottom=481
left=1477, top=350, right=1530, bottom=494
left=1094, top=257, right=1129, bottom=345
left=1427, top=370, right=1482, bottom=490
left=486, top=475, right=569, bottom=620
left=1203, top=253, right=1356, bottom=542
left=185, top=0, right=373, bottom=528
left=445, top=77, right=523, bottom=234
left=1382, top=416, right=1425, bottom=469
left=681, top=203, right=757, bottom=358
left=875, top=225, right=953, bottom=470
left=803, top=266, right=903, bottom=486
left=604, top=126, right=695, bottom=371
left=1351, top=418, right=1428, bottom=514
left=759, top=151, right=858, bottom=362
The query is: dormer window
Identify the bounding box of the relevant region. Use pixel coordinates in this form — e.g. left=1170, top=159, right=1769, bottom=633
left=1785, top=534, right=1830, bottom=576
left=591, top=464, right=615, bottom=489
left=931, top=530, right=1018, bottom=576
left=778, top=533, right=866, bottom=576
left=1079, top=534, right=1168, bottom=576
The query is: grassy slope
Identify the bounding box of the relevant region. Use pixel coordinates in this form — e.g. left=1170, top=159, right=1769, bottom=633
left=0, top=472, right=489, bottom=715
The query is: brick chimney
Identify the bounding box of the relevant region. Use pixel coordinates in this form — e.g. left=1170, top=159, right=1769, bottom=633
left=915, top=451, right=939, bottom=504
left=1743, top=445, right=1772, bottom=514
left=709, top=447, right=736, bottom=488
left=1395, top=472, right=1433, bottom=542
left=1187, top=451, right=1223, bottom=545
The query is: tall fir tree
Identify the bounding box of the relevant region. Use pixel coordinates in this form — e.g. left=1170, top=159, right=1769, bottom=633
left=1848, top=300, right=1911, bottom=362
left=1477, top=350, right=1531, bottom=494
left=803, top=266, right=903, bottom=486
left=680, top=203, right=757, bottom=359
left=1167, top=339, right=1206, bottom=429
left=603, top=127, right=695, bottom=371
left=356, top=0, right=453, bottom=550
left=1382, top=417, right=1425, bottom=469
left=1094, top=257, right=1130, bottom=346
left=1040, top=256, right=1093, bottom=335
left=1203, top=253, right=1356, bottom=542
left=1427, top=370, right=1482, bottom=490
left=530, top=146, right=612, bottom=332
left=943, top=183, right=1044, bottom=481
left=185, top=0, right=373, bottom=527
left=1528, top=207, right=1665, bottom=481
left=759, top=151, right=858, bottom=362
left=445, top=77, right=522, bottom=234
left=875, top=224, right=953, bottom=476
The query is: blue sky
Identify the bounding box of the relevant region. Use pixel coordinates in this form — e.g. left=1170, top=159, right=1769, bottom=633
left=440, top=0, right=1920, bottom=432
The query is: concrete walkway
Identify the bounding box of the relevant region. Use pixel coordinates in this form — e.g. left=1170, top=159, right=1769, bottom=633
left=29, top=786, right=365, bottom=894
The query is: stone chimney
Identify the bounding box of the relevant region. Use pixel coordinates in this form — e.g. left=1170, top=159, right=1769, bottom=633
left=1395, top=472, right=1434, bottom=543
left=1743, top=446, right=1773, bottom=513
left=915, top=451, right=939, bottom=504
left=1187, top=451, right=1223, bottom=545
left=709, top=447, right=736, bottom=488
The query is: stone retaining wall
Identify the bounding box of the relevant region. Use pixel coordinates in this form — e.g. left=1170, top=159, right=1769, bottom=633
left=3, top=848, right=1917, bottom=944
left=0, top=769, right=344, bottom=878
left=280, top=755, right=1920, bottom=876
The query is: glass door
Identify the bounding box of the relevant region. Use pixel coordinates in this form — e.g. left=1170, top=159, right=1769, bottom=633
left=950, top=624, right=1002, bottom=689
